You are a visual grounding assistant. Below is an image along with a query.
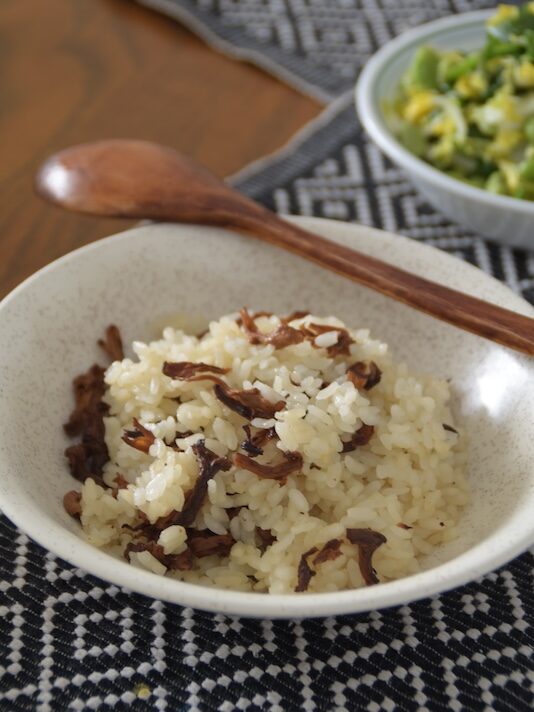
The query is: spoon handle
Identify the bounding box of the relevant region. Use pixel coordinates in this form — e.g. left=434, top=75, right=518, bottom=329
left=34, top=139, right=534, bottom=356
left=232, top=206, right=534, bottom=355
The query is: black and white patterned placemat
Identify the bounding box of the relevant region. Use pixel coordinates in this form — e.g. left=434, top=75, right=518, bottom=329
left=2, top=1, right=534, bottom=710
left=138, top=0, right=500, bottom=102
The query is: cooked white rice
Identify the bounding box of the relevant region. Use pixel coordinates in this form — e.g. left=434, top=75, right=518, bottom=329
left=77, top=311, right=468, bottom=594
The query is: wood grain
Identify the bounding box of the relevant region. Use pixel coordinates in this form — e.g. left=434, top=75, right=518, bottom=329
left=0, top=0, right=320, bottom=298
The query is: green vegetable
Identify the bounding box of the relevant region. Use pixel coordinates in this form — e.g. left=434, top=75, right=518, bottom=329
left=398, top=123, right=427, bottom=157
left=526, top=29, right=534, bottom=59
left=487, top=4, right=534, bottom=43
left=519, top=156, right=534, bottom=180
left=525, top=116, right=534, bottom=143
left=407, top=46, right=440, bottom=89
left=443, top=52, right=480, bottom=83
left=482, top=35, right=522, bottom=59
left=387, top=3, right=534, bottom=202
left=486, top=171, right=507, bottom=194
left=461, top=136, right=492, bottom=159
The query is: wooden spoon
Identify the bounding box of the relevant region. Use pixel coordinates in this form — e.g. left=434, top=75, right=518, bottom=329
left=35, top=139, right=534, bottom=356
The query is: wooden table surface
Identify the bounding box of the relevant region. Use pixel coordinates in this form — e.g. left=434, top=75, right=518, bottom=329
left=1, top=0, right=320, bottom=298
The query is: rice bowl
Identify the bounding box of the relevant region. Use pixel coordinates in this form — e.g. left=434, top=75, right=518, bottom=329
left=0, top=218, right=532, bottom=617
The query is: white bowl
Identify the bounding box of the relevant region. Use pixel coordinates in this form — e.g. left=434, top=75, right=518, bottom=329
left=0, top=218, right=533, bottom=618
left=356, top=10, right=534, bottom=250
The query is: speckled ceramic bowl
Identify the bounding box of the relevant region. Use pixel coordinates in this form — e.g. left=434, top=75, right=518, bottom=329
left=0, top=218, right=533, bottom=618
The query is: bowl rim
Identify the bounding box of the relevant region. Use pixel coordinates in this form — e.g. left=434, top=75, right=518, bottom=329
left=1, top=218, right=533, bottom=618
left=355, top=9, right=534, bottom=215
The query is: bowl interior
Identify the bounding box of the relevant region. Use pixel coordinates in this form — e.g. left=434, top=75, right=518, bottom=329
left=0, top=219, right=533, bottom=617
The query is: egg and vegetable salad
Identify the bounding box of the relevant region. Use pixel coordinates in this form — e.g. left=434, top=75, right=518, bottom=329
left=387, top=4, right=534, bottom=200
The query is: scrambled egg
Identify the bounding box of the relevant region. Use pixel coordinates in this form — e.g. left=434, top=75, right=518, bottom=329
left=403, top=92, right=435, bottom=123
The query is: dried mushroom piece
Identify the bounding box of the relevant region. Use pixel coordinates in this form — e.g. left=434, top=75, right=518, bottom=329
left=300, top=323, right=354, bottom=357
left=443, top=423, right=458, bottom=434
left=235, top=310, right=273, bottom=325
left=153, top=441, right=231, bottom=530
left=295, top=547, right=318, bottom=592
left=233, top=451, right=303, bottom=481
left=167, top=549, right=194, bottom=571
left=64, top=364, right=110, bottom=486
left=162, top=361, right=285, bottom=421
left=126, top=529, right=234, bottom=568
left=65, top=438, right=107, bottom=488
left=214, top=383, right=285, bottom=420
left=97, top=325, right=124, bottom=362
left=341, top=423, right=375, bottom=453
left=114, top=474, right=129, bottom=489
left=294, top=539, right=343, bottom=592
left=64, top=326, right=127, bottom=488
left=256, top=528, right=276, bottom=552
left=180, top=441, right=232, bottom=526
left=346, top=361, right=382, bottom=390
left=162, top=361, right=229, bottom=379
left=239, top=308, right=305, bottom=349
left=236, top=309, right=309, bottom=326
left=122, top=418, right=156, bottom=454
left=187, top=530, right=235, bottom=558
left=313, top=539, right=342, bottom=566
left=63, top=490, right=82, bottom=519
left=125, top=540, right=163, bottom=561
left=240, top=425, right=277, bottom=457
left=164, top=430, right=194, bottom=452
left=226, top=506, right=243, bottom=521
left=167, top=372, right=225, bottom=388
left=64, top=364, right=107, bottom=438
left=110, top=473, right=129, bottom=499
left=125, top=541, right=193, bottom=571
left=281, top=310, right=310, bottom=323
left=241, top=425, right=262, bottom=457
left=346, top=528, right=387, bottom=586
